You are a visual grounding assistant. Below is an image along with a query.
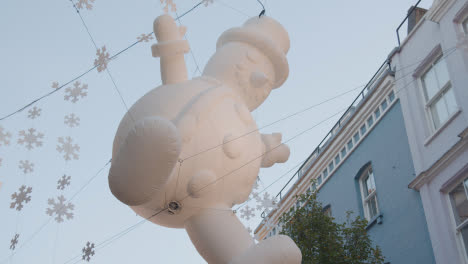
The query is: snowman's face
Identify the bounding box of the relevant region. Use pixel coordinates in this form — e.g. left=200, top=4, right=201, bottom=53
left=203, top=42, right=276, bottom=111
left=234, top=46, right=276, bottom=110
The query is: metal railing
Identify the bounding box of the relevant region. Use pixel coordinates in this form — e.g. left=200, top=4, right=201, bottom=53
left=396, top=0, right=422, bottom=47
left=260, top=58, right=392, bottom=218
left=259, top=0, right=426, bottom=220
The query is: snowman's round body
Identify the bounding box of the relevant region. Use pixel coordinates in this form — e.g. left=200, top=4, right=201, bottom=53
left=108, top=14, right=302, bottom=264
left=111, top=76, right=263, bottom=228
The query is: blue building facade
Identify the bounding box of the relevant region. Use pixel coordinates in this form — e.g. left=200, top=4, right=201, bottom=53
left=316, top=101, right=434, bottom=264
left=255, top=67, right=436, bottom=263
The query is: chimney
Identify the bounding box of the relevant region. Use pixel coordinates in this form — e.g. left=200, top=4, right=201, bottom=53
left=407, top=6, right=428, bottom=34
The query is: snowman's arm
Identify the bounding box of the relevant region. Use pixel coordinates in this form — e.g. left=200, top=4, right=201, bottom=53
left=260, top=133, right=290, bottom=168
left=152, top=14, right=190, bottom=85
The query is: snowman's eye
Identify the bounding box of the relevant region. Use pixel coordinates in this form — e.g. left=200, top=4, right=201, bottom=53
left=250, top=71, right=269, bottom=88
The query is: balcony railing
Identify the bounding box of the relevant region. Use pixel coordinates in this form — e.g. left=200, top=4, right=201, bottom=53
left=260, top=58, right=391, bottom=218
left=259, top=0, right=429, bottom=220
left=395, top=0, right=433, bottom=47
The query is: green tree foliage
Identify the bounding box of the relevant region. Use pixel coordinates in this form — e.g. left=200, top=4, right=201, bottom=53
left=278, top=191, right=385, bottom=264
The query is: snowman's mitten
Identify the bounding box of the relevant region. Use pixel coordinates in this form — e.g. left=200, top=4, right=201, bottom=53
left=109, top=117, right=181, bottom=206
left=261, top=133, right=290, bottom=168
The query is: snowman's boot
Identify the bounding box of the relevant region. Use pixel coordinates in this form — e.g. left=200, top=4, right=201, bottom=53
left=185, top=208, right=254, bottom=264
left=109, top=116, right=181, bottom=206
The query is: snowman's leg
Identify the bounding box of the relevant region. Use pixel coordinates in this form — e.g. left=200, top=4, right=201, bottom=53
left=185, top=208, right=254, bottom=264
left=185, top=209, right=301, bottom=264
left=109, top=116, right=181, bottom=206
left=229, top=235, right=302, bottom=264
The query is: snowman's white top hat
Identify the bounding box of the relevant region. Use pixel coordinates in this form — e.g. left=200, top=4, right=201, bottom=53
left=216, top=16, right=290, bottom=89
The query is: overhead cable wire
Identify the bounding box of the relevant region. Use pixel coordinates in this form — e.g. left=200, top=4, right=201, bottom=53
left=0, top=54, right=392, bottom=262
left=180, top=107, right=348, bottom=202
left=0, top=18, right=459, bottom=122
left=4, top=45, right=457, bottom=261
left=244, top=46, right=462, bottom=221
left=181, top=85, right=364, bottom=162
left=3, top=46, right=461, bottom=262
left=234, top=158, right=307, bottom=212
left=69, top=0, right=134, bottom=121
left=1, top=8, right=462, bottom=260
left=0, top=159, right=112, bottom=263
left=393, top=46, right=458, bottom=94
left=256, top=0, right=265, bottom=17
left=217, top=0, right=251, bottom=17
left=56, top=107, right=345, bottom=263
left=0, top=1, right=206, bottom=122
left=15, top=45, right=458, bottom=262
left=175, top=11, right=203, bottom=76
left=63, top=208, right=167, bottom=264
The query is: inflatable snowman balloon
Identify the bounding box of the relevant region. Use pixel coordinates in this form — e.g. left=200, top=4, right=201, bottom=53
left=109, top=14, right=302, bottom=264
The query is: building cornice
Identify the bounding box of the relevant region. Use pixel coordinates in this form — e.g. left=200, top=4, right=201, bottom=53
left=427, top=0, right=457, bottom=23
left=409, top=126, right=468, bottom=190
left=255, top=72, right=397, bottom=239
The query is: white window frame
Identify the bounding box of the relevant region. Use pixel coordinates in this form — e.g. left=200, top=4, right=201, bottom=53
left=360, top=124, right=367, bottom=135
left=347, top=139, right=353, bottom=150
left=335, top=153, right=341, bottom=165
left=328, top=161, right=335, bottom=172
left=380, top=98, right=388, bottom=111
left=341, top=147, right=347, bottom=159
left=419, top=54, right=456, bottom=131
left=367, top=115, right=374, bottom=127
left=448, top=177, right=468, bottom=264
left=359, top=165, right=379, bottom=221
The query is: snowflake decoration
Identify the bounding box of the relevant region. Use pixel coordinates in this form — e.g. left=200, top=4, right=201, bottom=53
left=76, top=0, right=95, bottom=10
left=46, top=195, right=74, bottom=223
left=18, top=128, right=44, bottom=150
left=240, top=205, right=255, bottom=221
left=10, top=185, right=32, bottom=211
left=51, top=81, right=59, bottom=89
left=255, top=192, right=278, bottom=214
left=19, top=160, right=34, bottom=174
left=94, top=46, right=110, bottom=72
left=246, top=226, right=253, bottom=234
left=137, top=33, right=153, bottom=43
left=57, top=175, right=71, bottom=190
left=82, top=242, right=95, bottom=262
left=10, top=234, right=19, bottom=250
left=160, top=0, right=176, bottom=13
left=0, top=126, right=12, bottom=146
left=64, top=81, right=88, bottom=103
left=252, top=178, right=260, bottom=191
left=202, top=0, right=214, bottom=6
left=64, top=114, right=80, bottom=128
left=249, top=178, right=261, bottom=199
left=27, top=106, right=41, bottom=119
left=57, top=137, right=80, bottom=161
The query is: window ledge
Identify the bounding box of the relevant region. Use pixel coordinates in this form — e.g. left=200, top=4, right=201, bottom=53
left=424, top=108, right=462, bottom=146
left=365, top=213, right=383, bottom=230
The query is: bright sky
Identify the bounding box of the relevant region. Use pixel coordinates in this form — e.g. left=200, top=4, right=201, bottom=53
left=0, top=0, right=433, bottom=263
